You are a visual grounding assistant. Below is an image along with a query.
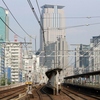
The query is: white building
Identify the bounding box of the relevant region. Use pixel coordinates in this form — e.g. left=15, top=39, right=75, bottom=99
left=40, top=4, right=66, bottom=50
left=65, top=66, right=74, bottom=76
left=75, top=44, right=90, bottom=74
left=0, top=46, right=5, bottom=78
left=40, top=5, right=68, bottom=74
left=5, top=42, right=23, bottom=83
left=22, top=42, right=33, bottom=82
left=89, top=36, right=100, bottom=72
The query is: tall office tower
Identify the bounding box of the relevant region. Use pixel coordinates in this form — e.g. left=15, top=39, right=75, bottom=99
left=75, top=44, right=90, bottom=74
left=0, top=7, right=9, bottom=42
left=0, top=7, right=9, bottom=85
left=40, top=4, right=66, bottom=50
left=40, top=5, right=68, bottom=81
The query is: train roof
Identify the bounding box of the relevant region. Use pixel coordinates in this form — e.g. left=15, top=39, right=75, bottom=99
left=64, top=70, right=100, bottom=79
left=45, top=68, right=62, bottom=79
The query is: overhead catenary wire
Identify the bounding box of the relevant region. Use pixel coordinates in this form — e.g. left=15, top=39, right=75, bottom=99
left=35, top=0, right=42, bottom=19
left=0, top=17, right=24, bottom=39
left=27, top=0, right=45, bottom=45
left=43, top=16, right=100, bottom=19
left=43, top=22, right=100, bottom=30
left=2, top=0, right=34, bottom=39
left=27, top=0, right=47, bottom=66
left=66, top=22, right=100, bottom=29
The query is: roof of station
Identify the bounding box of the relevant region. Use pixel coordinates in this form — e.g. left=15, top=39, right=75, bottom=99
left=64, top=70, right=100, bottom=79
left=45, top=68, right=62, bottom=79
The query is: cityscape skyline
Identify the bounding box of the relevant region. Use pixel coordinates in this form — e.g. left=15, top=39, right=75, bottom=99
left=0, top=0, right=100, bottom=50
left=0, top=0, right=100, bottom=84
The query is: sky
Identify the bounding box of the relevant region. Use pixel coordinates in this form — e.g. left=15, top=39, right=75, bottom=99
left=0, top=0, right=100, bottom=51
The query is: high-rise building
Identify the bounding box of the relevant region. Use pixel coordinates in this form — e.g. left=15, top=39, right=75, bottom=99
left=0, top=7, right=9, bottom=42
left=0, top=47, right=5, bottom=76
left=40, top=4, right=66, bottom=50
left=0, top=7, right=9, bottom=85
left=90, top=36, right=100, bottom=72
left=75, top=44, right=90, bottom=74
left=40, top=5, right=68, bottom=72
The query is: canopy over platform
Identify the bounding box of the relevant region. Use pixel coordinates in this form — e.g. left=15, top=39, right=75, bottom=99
left=45, top=68, right=62, bottom=79
left=64, top=70, right=100, bottom=79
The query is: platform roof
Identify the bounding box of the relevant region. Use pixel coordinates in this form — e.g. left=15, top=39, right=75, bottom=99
left=45, top=68, right=62, bottom=79
left=64, top=70, right=100, bottom=79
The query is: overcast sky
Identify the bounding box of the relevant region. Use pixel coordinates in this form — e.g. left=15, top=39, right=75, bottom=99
left=0, top=0, right=100, bottom=50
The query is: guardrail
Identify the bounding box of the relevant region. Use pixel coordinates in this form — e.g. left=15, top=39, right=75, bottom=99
left=0, top=83, right=25, bottom=91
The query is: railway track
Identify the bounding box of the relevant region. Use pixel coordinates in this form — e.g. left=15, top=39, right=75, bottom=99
left=0, top=85, right=26, bottom=100
left=62, top=85, right=100, bottom=100
left=32, top=85, right=98, bottom=100
left=31, top=85, right=53, bottom=100
left=1, top=84, right=100, bottom=100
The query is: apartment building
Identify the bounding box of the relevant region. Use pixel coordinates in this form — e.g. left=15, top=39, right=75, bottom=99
left=5, top=42, right=23, bottom=83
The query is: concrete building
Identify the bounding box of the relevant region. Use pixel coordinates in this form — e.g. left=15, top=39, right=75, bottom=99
left=0, top=47, right=5, bottom=78
left=21, top=42, right=33, bottom=82
left=5, top=42, right=23, bottom=83
left=89, top=36, right=100, bottom=72
left=75, top=44, right=90, bottom=74
left=40, top=4, right=66, bottom=50
left=65, top=66, right=74, bottom=76
left=40, top=5, right=68, bottom=74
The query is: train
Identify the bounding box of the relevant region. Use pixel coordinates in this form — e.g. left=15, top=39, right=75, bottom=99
left=45, top=68, right=62, bottom=95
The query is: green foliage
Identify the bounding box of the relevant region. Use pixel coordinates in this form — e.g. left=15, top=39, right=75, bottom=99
left=0, top=77, right=11, bottom=86
left=0, top=77, right=5, bottom=86
left=7, top=79, right=11, bottom=85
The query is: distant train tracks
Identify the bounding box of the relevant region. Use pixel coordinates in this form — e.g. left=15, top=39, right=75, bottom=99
left=0, top=85, right=26, bottom=100
left=32, top=85, right=53, bottom=100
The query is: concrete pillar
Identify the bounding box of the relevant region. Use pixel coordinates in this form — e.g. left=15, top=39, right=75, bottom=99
left=56, top=70, right=59, bottom=95
left=99, top=74, right=100, bottom=84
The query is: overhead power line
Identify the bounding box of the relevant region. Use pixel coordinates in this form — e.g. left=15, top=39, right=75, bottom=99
left=2, top=0, right=33, bottom=39
left=27, top=0, right=46, bottom=47
left=0, top=17, right=24, bottom=39
left=35, top=0, right=42, bottom=19
left=43, top=16, right=100, bottom=19
left=43, top=22, right=100, bottom=30
left=27, top=0, right=47, bottom=66
left=66, top=22, right=100, bottom=29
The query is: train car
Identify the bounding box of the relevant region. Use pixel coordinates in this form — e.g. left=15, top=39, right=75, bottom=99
left=45, top=68, right=62, bottom=95
left=25, top=81, right=33, bottom=85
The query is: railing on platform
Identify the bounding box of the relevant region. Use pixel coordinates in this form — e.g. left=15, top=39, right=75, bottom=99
left=0, top=82, right=25, bottom=91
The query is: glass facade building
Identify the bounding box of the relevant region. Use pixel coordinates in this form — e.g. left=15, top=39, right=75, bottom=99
left=0, top=7, right=9, bottom=42
left=0, top=7, right=9, bottom=85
